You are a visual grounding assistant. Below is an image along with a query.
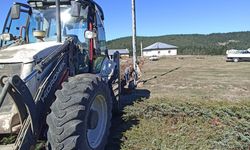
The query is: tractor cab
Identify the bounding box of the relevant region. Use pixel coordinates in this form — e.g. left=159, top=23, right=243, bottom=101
left=0, top=0, right=108, bottom=71
left=1, top=0, right=95, bottom=46
left=0, top=0, right=109, bottom=72
left=27, top=0, right=90, bottom=44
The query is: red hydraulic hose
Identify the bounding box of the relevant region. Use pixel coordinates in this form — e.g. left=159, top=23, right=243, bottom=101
left=89, top=23, right=94, bottom=63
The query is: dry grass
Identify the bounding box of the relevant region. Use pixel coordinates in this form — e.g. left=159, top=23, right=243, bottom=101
left=141, top=56, right=250, bottom=101
left=119, top=56, right=250, bottom=150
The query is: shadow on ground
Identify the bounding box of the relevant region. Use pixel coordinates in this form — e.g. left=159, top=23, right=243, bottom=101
left=140, top=67, right=181, bottom=85
left=105, top=89, right=151, bottom=150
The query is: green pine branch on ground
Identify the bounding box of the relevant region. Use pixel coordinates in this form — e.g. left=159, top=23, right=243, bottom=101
left=122, top=98, right=250, bottom=150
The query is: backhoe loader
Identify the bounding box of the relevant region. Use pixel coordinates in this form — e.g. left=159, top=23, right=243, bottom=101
left=0, top=0, right=120, bottom=149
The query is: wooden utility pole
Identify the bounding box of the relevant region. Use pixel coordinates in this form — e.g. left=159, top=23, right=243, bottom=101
left=132, top=0, right=137, bottom=72
left=141, top=41, right=143, bottom=57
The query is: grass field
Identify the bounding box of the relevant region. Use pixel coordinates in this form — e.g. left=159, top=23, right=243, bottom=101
left=141, top=56, right=250, bottom=101
left=107, top=56, right=250, bottom=150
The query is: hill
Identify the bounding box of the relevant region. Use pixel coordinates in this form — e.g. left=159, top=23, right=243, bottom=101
left=107, top=31, right=250, bottom=55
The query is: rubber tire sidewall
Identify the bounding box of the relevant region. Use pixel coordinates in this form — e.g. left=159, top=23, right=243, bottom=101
left=81, top=81, right=112, bottom=150
left=47, top=75, right=112, bottom=150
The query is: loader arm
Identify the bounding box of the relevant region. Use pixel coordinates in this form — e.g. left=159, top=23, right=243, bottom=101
left=0, top=38, right=77, bottom=149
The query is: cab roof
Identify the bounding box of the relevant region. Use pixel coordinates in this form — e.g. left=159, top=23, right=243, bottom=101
left=27, top=0, right=104, bottom=20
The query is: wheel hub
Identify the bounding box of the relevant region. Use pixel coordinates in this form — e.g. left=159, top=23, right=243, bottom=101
left=88, top=110, right=99, bottom=129
left=87, top=94, right=108, bottom=148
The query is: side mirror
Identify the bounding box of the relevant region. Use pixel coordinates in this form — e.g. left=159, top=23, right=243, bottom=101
left=11, top=4, right=21, bottom=20
left=70, top=1, right=81, bottom=17
left=0, top=33, right=14, bottom=41
left=71, top=2, right=89, bottom=19
left=84, top=30, right=97, bottom=39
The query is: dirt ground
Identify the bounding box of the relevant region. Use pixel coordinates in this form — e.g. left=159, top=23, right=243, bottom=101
left=140, top=56, right=250, bottom=101
left=106, top=56, right=250, bottom=150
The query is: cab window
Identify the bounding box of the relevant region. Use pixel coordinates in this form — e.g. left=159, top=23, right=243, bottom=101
left=96, top=12, right=107, bottom=53
left=1, top=11, right=29, bottom=46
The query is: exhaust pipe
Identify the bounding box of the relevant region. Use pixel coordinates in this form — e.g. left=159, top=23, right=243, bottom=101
left=56, top=0, right=62, bottom=42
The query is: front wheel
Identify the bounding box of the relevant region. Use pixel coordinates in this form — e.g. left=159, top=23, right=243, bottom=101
left=233, top=58, right=239, bottom=62
left=46, top=74, right=112, bottom=150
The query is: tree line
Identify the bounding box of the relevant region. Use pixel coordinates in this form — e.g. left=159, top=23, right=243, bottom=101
left=107, top=31, right=250, bottom=55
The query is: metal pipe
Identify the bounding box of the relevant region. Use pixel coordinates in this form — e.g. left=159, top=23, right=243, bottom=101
left=0, top=81, right=10, bottom=107
left=56, top=0, right=62, bottom=43
left=23, top=70, right=38, bottom=83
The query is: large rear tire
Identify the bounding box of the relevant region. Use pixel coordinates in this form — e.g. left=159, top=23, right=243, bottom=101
left=46, top=74, right=112, bottom=150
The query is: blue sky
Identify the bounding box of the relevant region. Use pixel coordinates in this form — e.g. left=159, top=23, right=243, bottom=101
left=1, top=0, right=250, bottom=40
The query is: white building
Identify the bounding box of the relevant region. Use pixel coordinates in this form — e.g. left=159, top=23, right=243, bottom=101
left=108, top=49, right=130, bottom=59
left=143, top=42, right=177, bottom=57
